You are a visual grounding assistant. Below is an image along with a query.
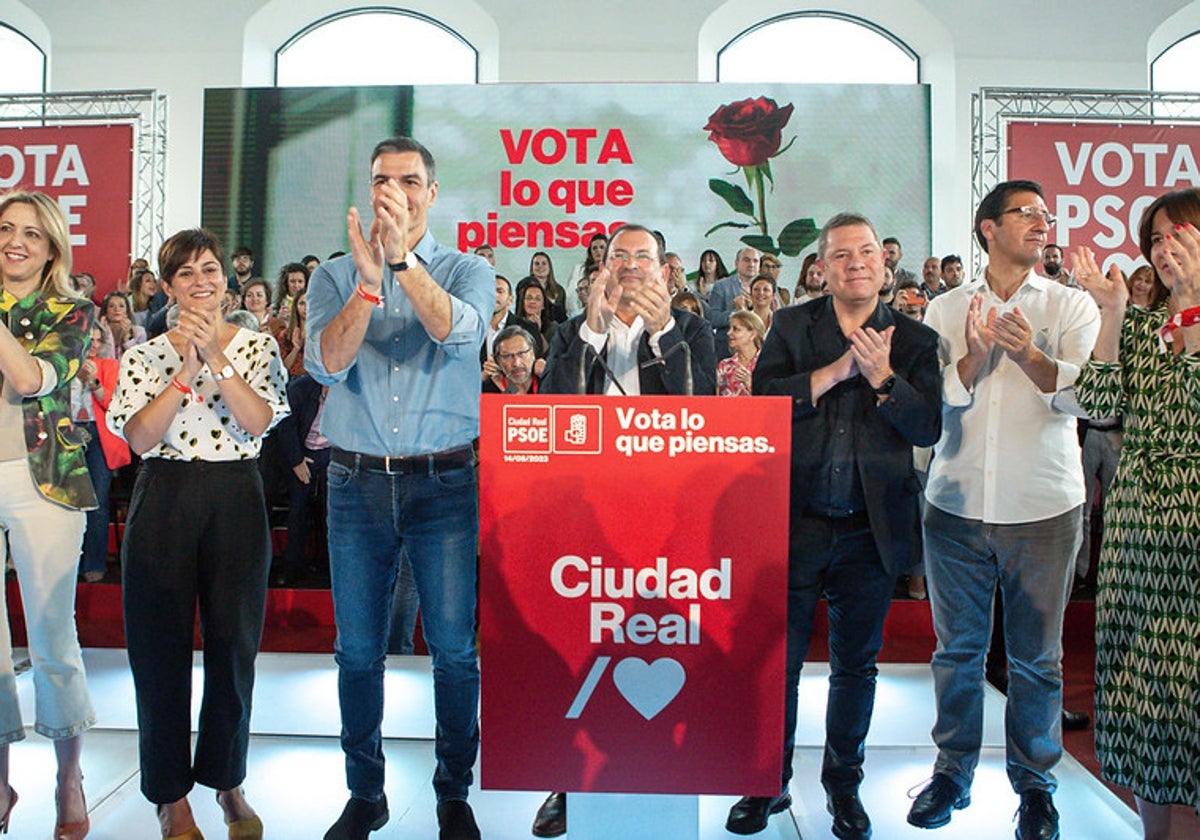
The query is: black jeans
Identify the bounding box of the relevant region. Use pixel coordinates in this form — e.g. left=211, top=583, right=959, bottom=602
left=122, top=458, right=271, bottom=803
left=782, top=512, right=896, bottom=796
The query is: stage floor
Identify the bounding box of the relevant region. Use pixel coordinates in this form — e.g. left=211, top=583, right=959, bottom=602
left=5, top=650, right=1139, bottom=839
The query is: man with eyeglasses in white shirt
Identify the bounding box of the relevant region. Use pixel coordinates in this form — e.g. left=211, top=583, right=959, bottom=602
left=907, top=180, right=1100, bottom=840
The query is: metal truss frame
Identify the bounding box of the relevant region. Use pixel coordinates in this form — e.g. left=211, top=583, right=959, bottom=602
left=971, top=86, right=1200, bottom=275
left=0, top=89, right=167, bottom=264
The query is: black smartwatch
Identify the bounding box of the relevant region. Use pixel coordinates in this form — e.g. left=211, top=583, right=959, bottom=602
left=389, top=258, right=410, bottom=273
left=873, top=374, right=897, bottom=395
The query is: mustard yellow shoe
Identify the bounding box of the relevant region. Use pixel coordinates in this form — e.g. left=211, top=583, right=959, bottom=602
left=164, top=828, right=204, bottom=840
left=225, top=815, right=263, bottom=840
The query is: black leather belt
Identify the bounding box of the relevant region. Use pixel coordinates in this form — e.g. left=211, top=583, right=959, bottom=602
left=330, top=445, right=474, bottom=475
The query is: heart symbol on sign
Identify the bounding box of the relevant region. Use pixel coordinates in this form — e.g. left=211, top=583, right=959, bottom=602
left=612, top=657, right=686, bottom=720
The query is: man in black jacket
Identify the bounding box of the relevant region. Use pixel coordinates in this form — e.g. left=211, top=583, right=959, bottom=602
left=726, top=212, right=942, bottom=839
left=530, top=224, right=715, bottom=837
left=542, top=223, right=715, bottom=397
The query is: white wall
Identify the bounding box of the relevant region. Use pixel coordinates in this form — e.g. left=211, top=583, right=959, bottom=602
left=4, top=0, right=1198, bottom=256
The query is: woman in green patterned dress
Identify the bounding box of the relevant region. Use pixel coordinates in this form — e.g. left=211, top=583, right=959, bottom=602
left=1074, top=188, right=1200, bottom=840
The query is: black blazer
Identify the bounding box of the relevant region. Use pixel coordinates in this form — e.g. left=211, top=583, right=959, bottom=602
left=276, top=374, right=324, bottom=469
left=541, top=308, right=716, bottom=395
left=753, top=298, right=942, bottom=575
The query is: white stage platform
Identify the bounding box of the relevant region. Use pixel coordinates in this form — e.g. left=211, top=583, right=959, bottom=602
left=2, top=650, right=1138, bottom=839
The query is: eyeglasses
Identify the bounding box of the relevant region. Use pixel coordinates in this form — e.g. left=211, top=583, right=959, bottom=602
left=607, top=250, right=657, bottom=266
left=1001, top=205, right=1056, bottom=227
left=497, top=348, right=533, bottom=363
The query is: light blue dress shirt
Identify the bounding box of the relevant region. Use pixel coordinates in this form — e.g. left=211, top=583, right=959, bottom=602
left=305, top=231, right=493, bottom=456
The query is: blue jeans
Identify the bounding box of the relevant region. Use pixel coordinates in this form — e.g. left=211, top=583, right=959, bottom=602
left=78, top=422, right=112, bottom=576
left=924, top=504, right=1081, bottom=794
left=326, top=456, right=479, bottom=803
left=782, top=513, right=896, bottom=796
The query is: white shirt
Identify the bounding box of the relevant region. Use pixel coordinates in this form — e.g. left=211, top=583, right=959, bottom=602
left=108, top=329, right=289, bottom=461
left=923, top=273, right=1100, bottom=524
left=578, top=315, right=675, bottom=395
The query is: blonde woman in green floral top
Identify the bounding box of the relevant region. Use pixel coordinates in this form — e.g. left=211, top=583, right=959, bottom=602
left=0, top=190, right=96, bottom=838
left=1074, top=188, right=1200, bottom=840
left=108, top=229, right=288, bottom=840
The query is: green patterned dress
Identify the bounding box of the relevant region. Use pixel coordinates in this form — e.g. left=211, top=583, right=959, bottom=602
left=1075, top=301, right=1200, bottom=808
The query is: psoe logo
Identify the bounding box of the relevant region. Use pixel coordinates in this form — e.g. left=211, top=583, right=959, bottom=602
left=554, top=405, right=602, bottom=454
left=503, top=405, right=552, bottom=454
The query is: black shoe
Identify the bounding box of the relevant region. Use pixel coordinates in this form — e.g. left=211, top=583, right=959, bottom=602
left=324, top=795, right=389, bottom=840
left=907, top=774, right=969, bottom=829
left=724, top=793, right=792, bottom=835
left=531, top=792, right=565, bottom=838
left=827, top=791, right=871, bottom=839
left=1062, top=709, right=1090, bottom=731
left=438, top=799, right=481, bottom=840
left=1015, top=789, right=1059, bottom=840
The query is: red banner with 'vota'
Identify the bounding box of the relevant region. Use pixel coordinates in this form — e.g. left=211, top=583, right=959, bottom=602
left=1007, top=120, right=1200, bottom=276
left=0, top=124, right=134, bottom=294
left=479, top=394, right=791, bottom=795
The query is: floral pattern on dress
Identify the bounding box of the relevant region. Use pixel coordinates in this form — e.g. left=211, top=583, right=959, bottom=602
left=0, top=288, right=96, bottom=510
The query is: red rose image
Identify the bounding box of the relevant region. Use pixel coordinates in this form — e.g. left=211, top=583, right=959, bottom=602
left=703, top=97, right=795, bottom=167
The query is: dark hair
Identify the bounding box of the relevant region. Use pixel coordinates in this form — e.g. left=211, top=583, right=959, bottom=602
left=751, top=273, right=777, bottom=293
left=496, top=274, right=512, bottom=295
left=1043, top=243, right=1064, bottom=255
left=371, top=136, right=436, bottom=182
left=515, top=276, right=553, bottom=334
left=583, top=233, right=609, bottom=272
left=608, top=224, right=666, bottom=264
left=493, top=324, right=537, bottom=359
left=275, top=261, right=310, bottom=308
left=231, top=246, right=252, bottom=259
left=696, top=249, right=730, bottom=280
left=160, top=229, right=227, bottom=285
left=882, top=237, right=901, bottom=248
left=799, top=253, right=819, bottom=285
left=289, top=288, right=307, bottom=326
left=1137, top=187, right=1200, bottom=263
left=527, top=250, right=564, bottom=305
left=327, top=250, right=346, bottom=260
left=974, top=179, right=1045, bottom=253
left=817, top=212, right=880, bottom=259
left=940, top=254, right=962, bottom=271
left=101, top=290, right=130, bottom=318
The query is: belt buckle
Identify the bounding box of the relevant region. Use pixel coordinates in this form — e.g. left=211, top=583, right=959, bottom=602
left=383, top=455, right=396, bottom=474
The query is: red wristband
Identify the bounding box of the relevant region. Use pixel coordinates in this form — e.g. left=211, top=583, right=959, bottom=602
left=355, top=284, right=384, bottom=308
left=171, top=377, right=201, bottom=403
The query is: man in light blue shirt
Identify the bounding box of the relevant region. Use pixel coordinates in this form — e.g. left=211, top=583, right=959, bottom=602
left=306, top=136, right=493, bottom=840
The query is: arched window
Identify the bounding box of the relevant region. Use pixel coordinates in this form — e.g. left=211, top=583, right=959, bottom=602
left=0, top=23, right=45, bottom=93
left=718, top=12, right=918, bottom=84
left=275, top=9, right=477, bottom=87
left=1151, top=30, right=1200, bottom=118
left=1152, top=31, right=1200, bottom=93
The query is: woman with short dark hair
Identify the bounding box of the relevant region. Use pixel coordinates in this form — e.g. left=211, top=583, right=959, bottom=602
left=108, top=227, right=288, bottom=840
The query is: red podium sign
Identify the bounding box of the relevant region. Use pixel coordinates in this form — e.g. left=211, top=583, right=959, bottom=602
left=479, top=395, right=791, bottom=795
